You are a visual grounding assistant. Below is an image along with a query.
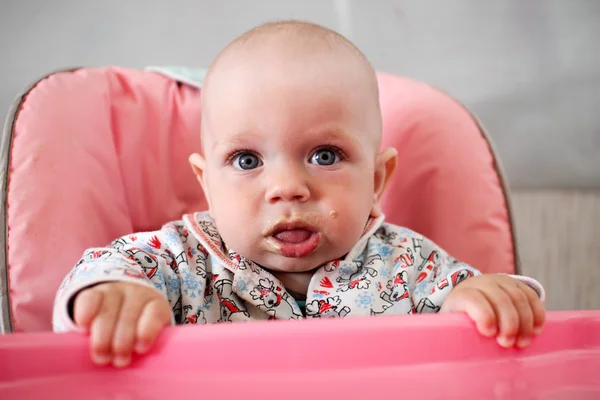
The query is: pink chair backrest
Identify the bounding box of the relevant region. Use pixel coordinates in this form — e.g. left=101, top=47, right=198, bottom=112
left=0, top=67, right=516, bottom=332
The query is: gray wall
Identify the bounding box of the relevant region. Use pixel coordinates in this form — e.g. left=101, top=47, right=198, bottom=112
left=2, top=0, right=599, bottom=188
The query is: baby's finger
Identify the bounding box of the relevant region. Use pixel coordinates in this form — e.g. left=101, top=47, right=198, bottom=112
left=73, top=288, right=103, bottom=330
left=521, top=283, right=546, bottom=334
left=90, top=290, right=123, bottom=365
left=444, top=288, right=497, bottom=337
left=135, top=298, right=172, bottom=354
left=499, top=280, right=534, bottom=347
left=111, top=297, right=148, bottom=368
left=485, top=284, right=519, bottom=347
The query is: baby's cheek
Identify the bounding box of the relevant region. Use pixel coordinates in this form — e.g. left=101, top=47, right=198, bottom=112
left=326, top=205, right=368, bottom=249
left=212, top=204, right=256, bottom=247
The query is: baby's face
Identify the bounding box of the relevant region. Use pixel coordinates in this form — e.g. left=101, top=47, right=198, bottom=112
left=193, top=48, right=394, bottom=273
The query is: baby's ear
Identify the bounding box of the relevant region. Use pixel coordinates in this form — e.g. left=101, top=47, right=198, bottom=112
left=189, top=153, right=213, bottom=212
left=371, top=147, right=398, bottom=218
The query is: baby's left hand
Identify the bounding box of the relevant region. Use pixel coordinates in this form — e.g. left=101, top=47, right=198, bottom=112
left=440, top=274, right=545, bottom=348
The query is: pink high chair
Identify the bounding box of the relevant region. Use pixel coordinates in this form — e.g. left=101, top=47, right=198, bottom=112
left=0, top=67, right=518, bottom=334
left=1, top=67, right=599, bottom=399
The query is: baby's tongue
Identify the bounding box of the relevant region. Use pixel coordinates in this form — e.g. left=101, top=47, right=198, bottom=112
left=273, top=229, right=312, bottom=243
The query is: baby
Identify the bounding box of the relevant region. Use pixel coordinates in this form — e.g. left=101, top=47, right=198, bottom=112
left=53, top=21, right=545, bottom=368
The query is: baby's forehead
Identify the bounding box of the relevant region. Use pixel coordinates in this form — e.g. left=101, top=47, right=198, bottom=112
left=201, top=22, right=382, bottom=149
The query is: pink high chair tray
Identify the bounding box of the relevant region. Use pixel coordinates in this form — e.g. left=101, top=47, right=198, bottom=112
left=1, top=311, right=600, bottom=399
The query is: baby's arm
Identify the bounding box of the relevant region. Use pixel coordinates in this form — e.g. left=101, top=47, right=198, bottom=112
left=404, top=236, right=545, bottom=348
left=53, top=225, right=189, bottom=367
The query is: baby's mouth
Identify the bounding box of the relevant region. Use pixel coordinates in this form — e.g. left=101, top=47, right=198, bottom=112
left=264, top=220, right=321, bottom=258
left=273, top=229, right=313, bottom=243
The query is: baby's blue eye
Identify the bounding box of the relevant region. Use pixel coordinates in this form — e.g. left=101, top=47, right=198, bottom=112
left=234, top=153, right=262, bottom=170
left=311, top=149, right=339, bottom=166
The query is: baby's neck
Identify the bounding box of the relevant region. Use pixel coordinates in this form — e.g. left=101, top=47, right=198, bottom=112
left=269, top=270, right=315, bottom=300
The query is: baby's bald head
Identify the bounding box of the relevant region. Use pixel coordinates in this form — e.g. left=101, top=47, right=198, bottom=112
left=200, top=20, right=382, bottom=151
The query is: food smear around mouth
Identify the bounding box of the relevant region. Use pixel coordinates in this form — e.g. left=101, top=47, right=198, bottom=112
left=262, top=212, right=323, bottom=236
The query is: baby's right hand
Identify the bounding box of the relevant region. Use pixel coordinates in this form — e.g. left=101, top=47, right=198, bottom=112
left=73, top=281, right=172, bottom=368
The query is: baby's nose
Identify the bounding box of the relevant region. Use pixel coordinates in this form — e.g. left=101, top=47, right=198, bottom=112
left=265, top=169, right=310, bottom=204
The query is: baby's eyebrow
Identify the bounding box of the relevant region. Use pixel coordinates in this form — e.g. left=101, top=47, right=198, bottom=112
left=211, top=131, right=262, bottom=151
left=319, top=129, right=352, bottom=141
left=311, top=128, right=361, bottom=147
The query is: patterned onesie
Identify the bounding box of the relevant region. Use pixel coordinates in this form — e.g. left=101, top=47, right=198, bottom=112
left=53, top=212, right=544, bottom=331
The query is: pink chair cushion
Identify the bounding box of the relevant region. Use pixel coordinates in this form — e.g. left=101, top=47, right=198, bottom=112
left=377, top=73, right=514, bottom=278
left=6, top=67, right=514, bottom=332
